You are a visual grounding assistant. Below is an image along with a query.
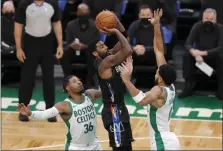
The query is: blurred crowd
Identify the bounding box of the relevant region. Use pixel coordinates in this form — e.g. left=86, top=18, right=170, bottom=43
left=1, top=0, right=223, bottom=100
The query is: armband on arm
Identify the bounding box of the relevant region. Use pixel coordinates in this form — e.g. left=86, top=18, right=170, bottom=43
left=132, top=91, right=146, bottom=103
left=31, top=107, right=59, bottom=120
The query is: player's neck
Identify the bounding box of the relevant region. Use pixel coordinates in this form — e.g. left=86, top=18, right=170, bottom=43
left=69, top=93, right=84, bottom=103
left=158, top=82, right=165, bottom=87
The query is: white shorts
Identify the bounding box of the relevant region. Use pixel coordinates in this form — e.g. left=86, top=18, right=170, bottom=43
left=66, top=139, right=102, bottom=150
left=150, top=132, right=180, bottom=150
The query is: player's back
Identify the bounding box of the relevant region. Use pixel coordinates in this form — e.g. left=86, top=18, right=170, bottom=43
left=63, top=94, right=98, bottom=149
left=147, top=84, right=180, bottom=150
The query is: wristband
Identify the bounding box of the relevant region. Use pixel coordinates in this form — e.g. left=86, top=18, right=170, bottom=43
left=132, top=91, right=146, bottom=103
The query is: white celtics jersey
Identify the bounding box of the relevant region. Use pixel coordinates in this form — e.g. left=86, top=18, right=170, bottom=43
left=147, top=84, right=175, bottom=139
left=63, top=94, right=97, bottom=149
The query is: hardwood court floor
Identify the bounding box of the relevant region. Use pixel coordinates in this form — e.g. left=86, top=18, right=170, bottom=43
left=1, top=112, right=222, bottom=150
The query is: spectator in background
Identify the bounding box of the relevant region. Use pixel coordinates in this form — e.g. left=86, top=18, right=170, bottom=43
left=121, top=0, right=140, bottom=30
left=61, top=0, right=82, bottom=39
left=140, top=0, right=176, bottom=24
left=83, top=0, right=123, bottom=19
left=60, top=3, right=100, bottom=89
left=83, top=0, right=124, bottom=50
left=200, top=0, right=223, bottom=25
left=179, top=8, right=223, bottom=100
left=140, top=0, right=177, bottom=62
left=14, top=0, right=63, bottom=122
left=1, top=0, right=20, bottom=9
left=128, top=5, right=165, bottom=66
left=1, top=0, right=15, bottom=52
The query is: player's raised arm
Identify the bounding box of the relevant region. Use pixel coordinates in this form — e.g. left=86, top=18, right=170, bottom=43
left=118, top=61, right=166, bottom=108
left=85, top=89, right=102, bottom=101
left=150, top=9, right=167, bottom=67
left=98, top=28, right=133, bottom=77
left=17, top=102, right=70, bottom=120
left=108, top=18, right=127, bottom=55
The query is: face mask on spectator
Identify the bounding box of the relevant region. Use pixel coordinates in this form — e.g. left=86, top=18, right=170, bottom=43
left=140, top=18, right=151, bottom=26
left=202, top=21, right=215, bottom=33
left=78, top=14, right=90, bottom=26
left=4, top=12, right=14, bottom=20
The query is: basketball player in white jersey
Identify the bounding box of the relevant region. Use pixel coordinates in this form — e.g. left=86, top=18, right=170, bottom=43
left=18, top=75, right=102, bottom=150
left=117, top=9, right=180, bottom=150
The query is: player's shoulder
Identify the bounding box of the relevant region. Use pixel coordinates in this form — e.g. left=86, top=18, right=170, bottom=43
left=151, top=85, right=167, bottom=99
left=151, top=85, right=163, bottom=92
left=59, top=99, right=71, bottom=107
left=84, top=90, right=94, bottom=102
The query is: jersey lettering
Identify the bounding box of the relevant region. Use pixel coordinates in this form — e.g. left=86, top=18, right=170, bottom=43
left=73, top=104, right=96, bottom=123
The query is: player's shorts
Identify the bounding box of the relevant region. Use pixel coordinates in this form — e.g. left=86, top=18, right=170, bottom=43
left=102, top=104, right=134, bottom=148
left=65, top=138, right=102, bottom=150
left=150, top=131, right=180, bottom=150
left=105, top=122, right=134, bottom=147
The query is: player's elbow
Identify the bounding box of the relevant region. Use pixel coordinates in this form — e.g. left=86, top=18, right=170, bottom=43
left=123, top=47, right=133, bottom=56
left=137, top=97, right=153, bottom=106
left=128, top=47, right=133, bottom=54
left=109, top=57, right=116, bottom=67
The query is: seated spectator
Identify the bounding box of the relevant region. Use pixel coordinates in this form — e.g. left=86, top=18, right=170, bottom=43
left=60, top=3, right=100, bottom=89
left=128, top=5, right=165, bottom=66
left=140, top=0, right=177, bottom=61
left=61, top=0, right=83, bottom=39
left=1, top=0, right=16, bottom=55
left=200, top=0, right=223, bottom=25
left=179, top=8, right=223, bottom=100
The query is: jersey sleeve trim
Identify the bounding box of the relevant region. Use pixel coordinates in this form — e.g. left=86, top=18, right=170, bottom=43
left=14, top=0, right=27, bottom=25
left=48, top=0, right=61, bottom=22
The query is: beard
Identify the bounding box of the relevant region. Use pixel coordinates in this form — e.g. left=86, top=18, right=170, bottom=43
left=99, top=51, right=108, bottom=59
left=80, top=89, right=85, bottom=94
left=74, top=89, right=85, bottom=95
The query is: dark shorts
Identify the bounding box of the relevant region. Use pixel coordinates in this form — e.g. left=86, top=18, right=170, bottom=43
left=106, top=122, right=134, bottom=148
left=101, top=104, right=134, bottom=148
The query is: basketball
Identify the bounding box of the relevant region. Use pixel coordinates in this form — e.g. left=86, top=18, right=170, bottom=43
left=95, top=10, right=118, bottom=30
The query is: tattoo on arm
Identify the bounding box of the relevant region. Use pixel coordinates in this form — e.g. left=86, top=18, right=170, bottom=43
left=109, top=42, right=121, bottom=55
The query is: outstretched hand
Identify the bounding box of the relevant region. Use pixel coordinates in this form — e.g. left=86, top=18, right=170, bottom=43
left=149, top=9, right=163, bottom=25
left=17, top=103, right=32, bottom=116
left=125, top=56, right=133, bottom=74
left=117, top=57, right=133, bottom=83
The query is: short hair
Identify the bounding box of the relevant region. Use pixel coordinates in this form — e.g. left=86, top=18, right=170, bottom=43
left=63, top=75, right=75, bottom=93
left=159, top=64, right=177, bottom=86
left=203, top=8, right=217, bottom=16
left=139, top=5, right=152, bottom=12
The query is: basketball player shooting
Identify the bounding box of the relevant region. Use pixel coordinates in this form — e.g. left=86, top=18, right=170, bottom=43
left=93, top=12, right=134, bottom=151
left=118, top=9, right=181, bottom=150
left=18, top=75, right=102, bottom=150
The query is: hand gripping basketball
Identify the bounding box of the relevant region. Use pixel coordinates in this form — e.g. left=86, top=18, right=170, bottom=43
left=95, top=10, right=118, bottom=31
